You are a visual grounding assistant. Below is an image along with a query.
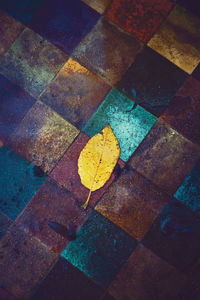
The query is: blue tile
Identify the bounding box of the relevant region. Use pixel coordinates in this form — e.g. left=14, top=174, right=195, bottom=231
left=61, top=210, right=137, bottom=288
left=0, top=146, right=47, bottom=220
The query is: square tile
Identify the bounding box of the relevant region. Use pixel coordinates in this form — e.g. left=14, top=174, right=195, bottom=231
left=0, top=145, right=46, bottom=220
left=0, top=74, right=36, bottom=142
left=0, top=222, right=57, bottom=299
left=109, top=244, right=186, bottom=300
left=148, top=5, right=200, bottom=74
left=72, top=17, right=143, bottom=85
left=17, top=177, right=91, bottom=253
left=83, top=89, right=157, bottom=162
left=161, top=76, right=200, bottom=145
left=192, top=63, right=200, bottom=81
left=30, top=0, right=100, bottom=55
left=142, top=198, right=200, bottom=272
left=40, top=58, right=111, bottom=129
left=61, top=210, right=137, bottom=288
left=96, top=168, right=170, bottom=240
left=106, top=0, right=174, bottom=43
left=174, top=160, right=200, bottom=215
left=30, top=257, right=105, bottom=300
left=0, top=9, right=25, bottom=59
left=0, top=28, right=68, bottom=98
left=0, top=211, right=12, bottom=240
left=8, top=101, right=79, bottom=174
left=81, top=0, right=110, bottom=14
left=176, top=0, right=200, bottom=18
left=50, top=133, right=125, bottom=207
left=128, top=120, right=200, bottom=195
left=116, top=47, right=188, bottom=117
left=0, top=0, right=45, bottom=25
left=0, top=288, right=16, bottom=300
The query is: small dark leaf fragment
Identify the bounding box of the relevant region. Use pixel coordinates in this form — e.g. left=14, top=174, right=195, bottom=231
left=48, top=221, right=76, bottom=240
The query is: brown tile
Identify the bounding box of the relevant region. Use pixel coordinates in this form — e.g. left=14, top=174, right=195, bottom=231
left=8, top=101, right=79, bottom=174
left=17, top=177, right=91, bottom=253
left=50, top=133, right=125, bottom=208
left=161, top=76, right=200, bottom=145
left=40, top=58, right=111, bottom=129
left=128, top=120, right=200, bottom=195
left=96, top=168, right=169, bottom=240
left=108, top=244, right=186, bottom=300
left=72, top=17, right=143, bottom=86
left=81, top=0, right=110, bottom=14
left=148, top=5, right=200, bottom=74
left=0, top=9, right=25, bottom=59
left=0, top=223, right=57, bottom=300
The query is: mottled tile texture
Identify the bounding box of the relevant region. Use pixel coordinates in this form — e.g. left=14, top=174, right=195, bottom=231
left=40, top=58, right=111, bottom=129
left=72, top=17, right=143, bottom=85
left=82, top=0, right=110, bottom=13
left=0, top=28, right=68, bottom=97
left=128, top=120, right=200, bottom=195
left=8, top=101, right=79, bottom=174
left=148, top=5, right=200, bottom=74
left=106, top=0, right=174, bottom=42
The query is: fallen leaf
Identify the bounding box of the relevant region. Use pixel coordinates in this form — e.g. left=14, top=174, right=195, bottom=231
left=78, top=124, right=120, bottom=209
left=48, top=221, right=76, bottom=240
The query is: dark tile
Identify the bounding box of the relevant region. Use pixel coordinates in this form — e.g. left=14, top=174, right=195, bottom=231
left=30, top=257, right=105, bottom=300
left=102, top=293, right=116, bottom=300
left=174, top=160, right=200, bottom=215
left=161, top=76, right=200, bottom=145
left=142, top=198, right=200, bottom=272
left=109, top=244, right=186, bottom=300
left=8, top=101, right=79, bottom=174
left=0, top=28, right=68, bottom=98
left=82, top=89, right=157, bottom=162
left=176, top=0, right=200, bottom=18
left=148, top=5, right=200, bottom=74
left=62, top=210, right=137, bottom=288
left=96, top=168, right=170, bottom=240
left=0, top=74, right=36, bottom=143
left=50, top=133, right=125, bottom=207
left=0, top=288, right=16, bottom=300
left=0, top=0, right=45, bottom=25
left=17, top=177, right=91, bottom=253
left=0, top=210, right=12, bottom=240
left=128, top=120, right=200, bottom=196
left=72, top=17, right=143, bottom=85
left=106, top=0, right=174, bottom=42
left=0, top=145, right=47, bottom=220
left=40, top=58, right=111, bottom=130
left=192, top=64, right=200, bottom=81
left=0, top=222, right=57, bottom=299
left=0, top=9, right=25, bottom=59
left=82, top=0, right=110, bottom=14
left=30, top=0, right=100, bottom=55
left=117, top=47, right=188, bottom=117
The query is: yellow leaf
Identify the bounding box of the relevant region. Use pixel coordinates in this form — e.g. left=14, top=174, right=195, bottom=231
left=78, top=124, right=120, bottom=209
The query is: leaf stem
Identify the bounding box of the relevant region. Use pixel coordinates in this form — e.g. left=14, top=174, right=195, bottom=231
left=82, top=189, right=92, bottom=209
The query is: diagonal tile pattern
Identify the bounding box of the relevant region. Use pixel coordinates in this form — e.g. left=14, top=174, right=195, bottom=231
left=0, top=0, right=200, bottom=299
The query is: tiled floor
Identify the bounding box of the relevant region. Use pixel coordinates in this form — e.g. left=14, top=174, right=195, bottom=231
left=0, top=0, right=200, bottom=299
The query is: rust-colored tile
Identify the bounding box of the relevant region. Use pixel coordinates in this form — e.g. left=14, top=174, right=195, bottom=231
left=161, top=76, right=200, bottom=145
left=0, top=28, right=68, bottom=97
left=8, top=101, right=79, bottom=174
left=148, top=5, right=200, bottom=74
left=106, top=0, right=174, bottom=43
left=0, top=9, right=25, bottom=59
left=128, top=120, right=200, bottom=195
left=72, top=17, right=143, bottom=86
left=0, top=223, right=57, bottom=300
left=50, top=133, right=125, bottom=208
left=96, top=168, right=170, bottom=240
left=108, top=244, right=186, bottom=300
left=17, top=177, right=91, bottom=253
left=40, top=58, right=111, bottom=129
left=81, top=0, right=110, bottom=14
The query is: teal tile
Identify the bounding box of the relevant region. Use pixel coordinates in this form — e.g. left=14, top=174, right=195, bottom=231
left=0, top=146, right=47, bottom=220
left=82, top=89, right=157, bottom=162
left=61, top=210, right=137, bottom=288
left=174, top=160, right=200, bottom=214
